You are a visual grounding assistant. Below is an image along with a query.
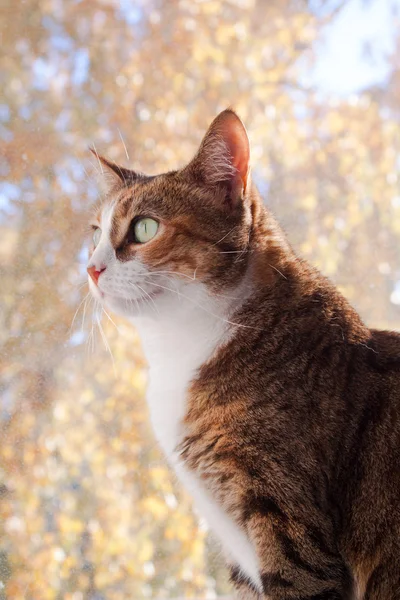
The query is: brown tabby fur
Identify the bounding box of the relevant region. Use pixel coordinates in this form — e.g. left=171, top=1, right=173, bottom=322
left=92, top=110, right=400, bottom=599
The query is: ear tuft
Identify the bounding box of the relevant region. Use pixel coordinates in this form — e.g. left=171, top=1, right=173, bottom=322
left=185, top=109, right=251, bottom=205
left=198, top=131, right=238, bottom=185
left=89, top=147, right=138, bottom=190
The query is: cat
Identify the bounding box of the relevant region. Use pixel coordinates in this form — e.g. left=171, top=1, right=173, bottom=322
left=86, top=109, right=400, bottom=600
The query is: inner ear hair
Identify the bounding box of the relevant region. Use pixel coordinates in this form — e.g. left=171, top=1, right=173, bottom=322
left=185, top=109, right=251, bottom=208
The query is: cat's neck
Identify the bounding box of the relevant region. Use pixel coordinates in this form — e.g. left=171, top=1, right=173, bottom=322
left=131, top=283, right=249, bottom=455
left=132, top=282, right=246, bottom=372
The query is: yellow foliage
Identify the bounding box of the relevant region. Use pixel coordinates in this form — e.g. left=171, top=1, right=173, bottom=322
left=138, top=539, right=154, bottom=562
left=142, top=496, right=169, bottom=520
left=1, top=1, right=399, bottom=598
left=301, top=195, right=317, bottom=211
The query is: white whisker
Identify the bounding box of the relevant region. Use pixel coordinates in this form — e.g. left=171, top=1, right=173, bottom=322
left=81, top=162, right=93, bottom=182
left=86, top=301, right=97, bottom=355
left=268, top=263, right=287, bottom=280
left=117, top=127, right=130, bottom=160
left=102, top=307, right=120, bottom=332
left=212, top=226, right=238, bottom=247
left=134, top=283, right=160, bottom=315
left=140, top=280, right=260, bottom=330
left=147, top=270, right=198, bottom=281
left=96, top=311, right=117, bottom=377
left=76, top=280, right=89, bottom=292
left=234, top=247, right=249, bottom=263
left=81, top=294, right=93, bottom=332
left=142, top=272, right=243, bottom=301
left=69, top=291, right=90, bottom=336
left=91, top=143, right=104, bottom=175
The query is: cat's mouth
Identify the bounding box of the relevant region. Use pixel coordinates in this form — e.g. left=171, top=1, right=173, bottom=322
left=89, top=278, right=163, bottom=304
left=106, top=289, right=164, bottom=318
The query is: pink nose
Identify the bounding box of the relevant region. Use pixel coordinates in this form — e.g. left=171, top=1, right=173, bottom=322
left=87, top=265, right=106, bottom=285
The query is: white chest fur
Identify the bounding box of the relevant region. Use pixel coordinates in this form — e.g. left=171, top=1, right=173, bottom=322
left=133, top=300, right=261, bottom=591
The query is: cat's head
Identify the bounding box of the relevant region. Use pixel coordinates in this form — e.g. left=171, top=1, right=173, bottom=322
left=87, top=109, right=261, bottom=320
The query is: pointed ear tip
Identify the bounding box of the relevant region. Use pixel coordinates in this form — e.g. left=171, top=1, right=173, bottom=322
left=88, top=146, right=103, bottom=161
left=216, top=108, right=248, bottom=134
left=217, top=107, right=241, bottom=121
left=89, top=149, right=113, bottom=167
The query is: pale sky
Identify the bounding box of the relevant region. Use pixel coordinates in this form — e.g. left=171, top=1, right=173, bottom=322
left=309, top=0, right=400, bottom=95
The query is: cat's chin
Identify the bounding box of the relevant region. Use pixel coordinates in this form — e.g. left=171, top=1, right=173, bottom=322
left=101, top=290, right=164, bottom=320
left=87, top=277, right=162, bottom=318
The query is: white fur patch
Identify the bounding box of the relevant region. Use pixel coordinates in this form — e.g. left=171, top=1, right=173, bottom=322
left=175, top=464, right=262, bottom=591
left=133, top=295, right=261, bottom=592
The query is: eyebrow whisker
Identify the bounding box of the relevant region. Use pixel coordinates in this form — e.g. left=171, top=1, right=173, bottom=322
left=91, top=142, right=104, bottom=175
left=117, top=127, right=130, bottom=160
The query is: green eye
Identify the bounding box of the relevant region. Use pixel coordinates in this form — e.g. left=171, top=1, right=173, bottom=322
left=93, top=227, right=102, bottom=247
left=134, top=218, right=159, bottom=244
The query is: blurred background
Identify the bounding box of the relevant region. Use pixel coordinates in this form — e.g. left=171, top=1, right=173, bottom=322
left=1, top=0, right=400, bottom=598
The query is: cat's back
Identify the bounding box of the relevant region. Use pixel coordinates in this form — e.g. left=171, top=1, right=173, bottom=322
left=341, top=327, right=400, bottom=597
left=354, top=327, right=400, bottom=458
left=369, top=327, right=400, bottom=370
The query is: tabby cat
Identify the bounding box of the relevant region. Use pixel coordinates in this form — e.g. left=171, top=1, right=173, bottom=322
left=87, top=109, right=400, bottom=599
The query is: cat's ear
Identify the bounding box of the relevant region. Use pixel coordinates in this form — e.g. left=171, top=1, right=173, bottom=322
left=185, top=109, right=250, bottom=207
left=89, top=148, right=137, bottom=191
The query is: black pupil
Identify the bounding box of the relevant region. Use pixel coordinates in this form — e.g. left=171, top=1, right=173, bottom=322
left=127, top=219, right=146, bottom=244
